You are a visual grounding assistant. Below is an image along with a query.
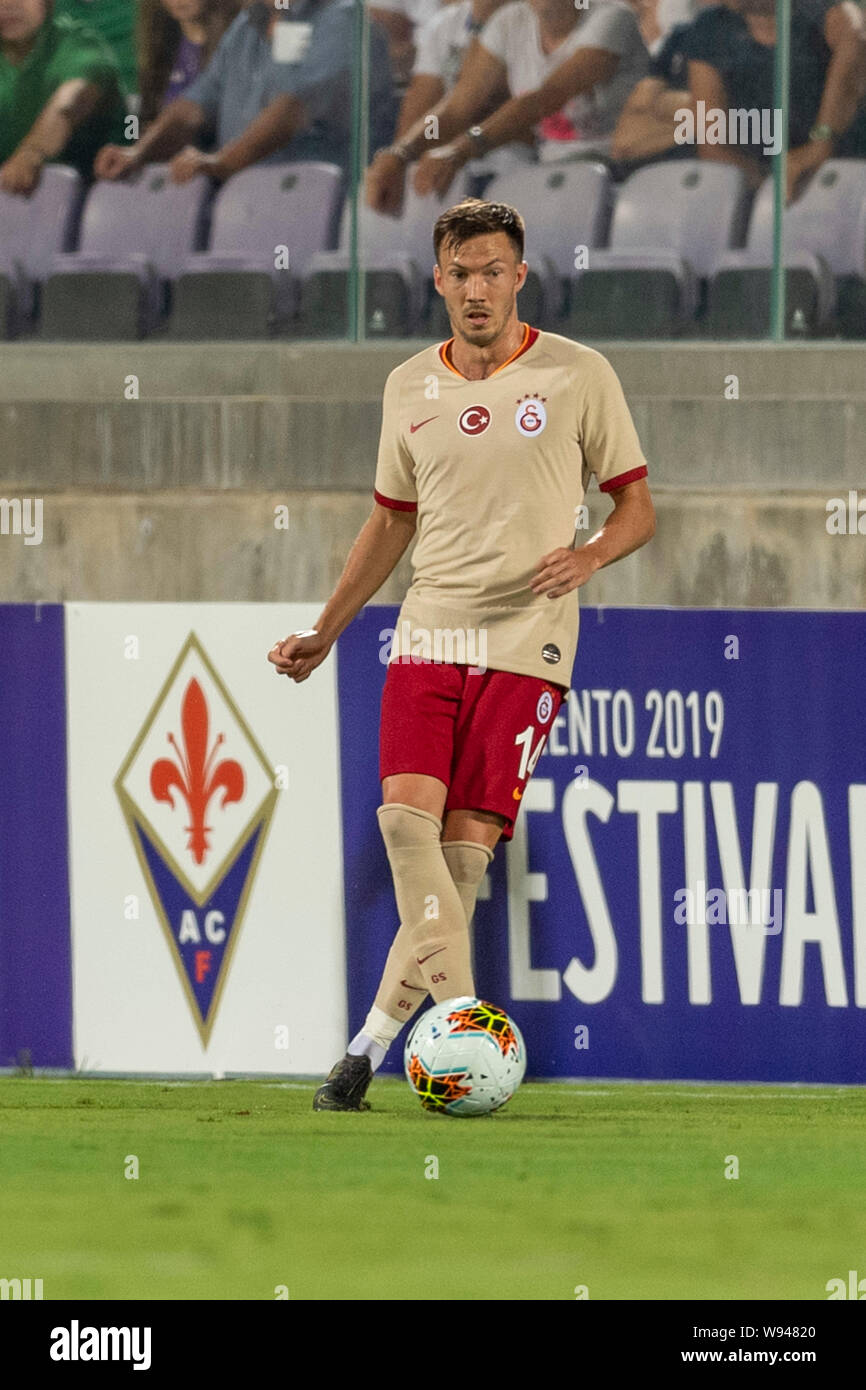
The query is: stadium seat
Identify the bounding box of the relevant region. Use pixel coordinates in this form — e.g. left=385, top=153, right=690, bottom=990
left=705, top=250, right=835, bottom=337
left=704, top=160, right=866, bottom=337
left=297, top=181, right=465, bottom=338
left=0, top=166, right=83, bottom=337
left=563, top=160, right=750, bottom=338
left=482, top=161, right=613, bottom=325
left=168, top=163, right=344, bottom=339
left=786, top=158, right=866, bottom=337
left=300, top=249, right=426, bottom=337
left=38, top=166, right=212, bottom=340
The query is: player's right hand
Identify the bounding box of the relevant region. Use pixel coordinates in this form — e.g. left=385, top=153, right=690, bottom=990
left=267, top=630, right=332, bottom=683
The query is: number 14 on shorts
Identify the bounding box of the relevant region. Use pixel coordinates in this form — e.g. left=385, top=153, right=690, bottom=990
left=514, top=724, right=547, bottom=781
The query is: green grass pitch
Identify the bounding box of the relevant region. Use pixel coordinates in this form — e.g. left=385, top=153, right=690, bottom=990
left=1, top=1076, right=864, bottom=1301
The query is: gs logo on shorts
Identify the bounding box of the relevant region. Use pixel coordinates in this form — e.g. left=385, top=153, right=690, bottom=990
left=536, top=690, right=554, bottom=723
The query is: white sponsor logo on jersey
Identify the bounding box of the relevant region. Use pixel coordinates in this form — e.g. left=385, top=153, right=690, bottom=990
left=515, top=395, right=547, bottom=437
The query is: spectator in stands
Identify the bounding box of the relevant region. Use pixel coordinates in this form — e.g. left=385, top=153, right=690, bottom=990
left=55, top=0, right=138, bottom=93
left=628, top=0, right=698, bottom=55
left=610, top=18, right=695, bottom=169
left=138, top=0, right=240, bottom=125
left=374, top=0, right=647, bottom=203
left=369, top=0, right=440, bottom=84
left=0, top=0, right=126, bottom=192
left=366, top=0, right=506, bottom=212
left=685, top=0, right=866, bottom=200
left=94, top=0, right=395, bottom=183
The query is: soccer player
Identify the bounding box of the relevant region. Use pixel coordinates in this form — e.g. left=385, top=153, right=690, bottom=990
left=267, top=198, right=655, bottom=1111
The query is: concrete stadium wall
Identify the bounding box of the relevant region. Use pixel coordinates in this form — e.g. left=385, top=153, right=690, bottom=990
left=1, top=341, right=864, bottom=608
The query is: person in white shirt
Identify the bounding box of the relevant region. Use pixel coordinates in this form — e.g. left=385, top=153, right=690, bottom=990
left=371, top=0, right=648, bottom=206
left=367, top=0, right=505, bottom=211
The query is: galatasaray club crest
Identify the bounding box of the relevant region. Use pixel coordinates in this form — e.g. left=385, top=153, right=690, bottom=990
left=114, top=633, right=277, bottom=1045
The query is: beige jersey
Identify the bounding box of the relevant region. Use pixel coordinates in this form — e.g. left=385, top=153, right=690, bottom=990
left=373, top=325, right=648, bottom=688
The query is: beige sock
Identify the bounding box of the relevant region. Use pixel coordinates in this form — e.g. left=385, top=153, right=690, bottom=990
left=377, top=803, right=483, bottom=1003
left=442, top=839, right=494, bottom=979
left=373, top=830, right=493, bottom=1023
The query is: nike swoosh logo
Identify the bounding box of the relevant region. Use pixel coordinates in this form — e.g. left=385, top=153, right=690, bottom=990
left=416, top=947, right=446, bottom=965
left=400, top=979, right=427, bottom=992
left=410, top=416, right=438, bottom=433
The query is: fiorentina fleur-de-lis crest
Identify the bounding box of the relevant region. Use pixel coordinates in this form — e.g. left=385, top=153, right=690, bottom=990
left=115, top=633, right=277, bottom=1045
left=150, top=677, right=245, bottom=865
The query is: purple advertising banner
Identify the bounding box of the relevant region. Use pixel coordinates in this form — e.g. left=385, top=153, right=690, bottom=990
left=0, top=605, right=73, bottom=1068
left=338, top=605, right=866, bottom=1084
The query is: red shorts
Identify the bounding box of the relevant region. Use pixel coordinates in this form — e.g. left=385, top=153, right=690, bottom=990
left=379, top=661, right=568, bottom=841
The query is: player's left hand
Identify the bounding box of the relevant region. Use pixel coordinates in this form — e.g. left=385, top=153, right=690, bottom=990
left=530, top=546, right=600, bottom=598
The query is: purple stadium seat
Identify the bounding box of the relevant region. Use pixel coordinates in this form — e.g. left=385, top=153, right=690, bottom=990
left=0, top=165, right=83, bottom=333
left=719, top=158, right=866, bottom=275
left=565, top=159, right=749, bottom=335
left=480, top=162, right=613, bottom=324
left=342, top=180, right=471, bottom=264
left=705, top=161, right=866, bottom=335
left=66, top=165, right=211, bottom=275
left=483, top=162, right=613, bottom=276
left=170, top=163, right=344, bottom=336
left=41, top=165, right=212, bottom=337
left=708, top=246, right=836, bottom=330
left=603, top=160, right=749, bottom=277
left=298, top=184, right=462, bottom=335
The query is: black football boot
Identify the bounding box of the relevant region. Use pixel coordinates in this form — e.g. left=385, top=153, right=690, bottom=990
left=312, top=1053, right=373, bottom=1111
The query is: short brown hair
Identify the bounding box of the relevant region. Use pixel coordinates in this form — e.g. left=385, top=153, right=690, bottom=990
left=433, top=198, right=525, bottom=264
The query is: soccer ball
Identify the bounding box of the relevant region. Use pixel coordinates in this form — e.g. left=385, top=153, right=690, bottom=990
left=404, top=996, right=526, bottom=1117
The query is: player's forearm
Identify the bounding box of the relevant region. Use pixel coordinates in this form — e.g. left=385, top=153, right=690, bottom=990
left=314, top=509, right=416, bottom=643
left=580, top=489, right=656, bottom=572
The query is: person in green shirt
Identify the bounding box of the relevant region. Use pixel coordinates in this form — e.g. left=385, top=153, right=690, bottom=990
left=0, top=0, right=126, bottom=193
left=53, top=0, right=137, bottom=94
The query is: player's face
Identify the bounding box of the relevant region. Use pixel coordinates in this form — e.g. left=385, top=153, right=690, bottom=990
left=434, top=232, right=527, bottom=348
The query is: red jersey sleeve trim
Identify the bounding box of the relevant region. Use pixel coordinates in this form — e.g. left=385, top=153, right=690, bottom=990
left=599, top=464, right=648, bottom=494
left=374, top=489, right=417, bottom=512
